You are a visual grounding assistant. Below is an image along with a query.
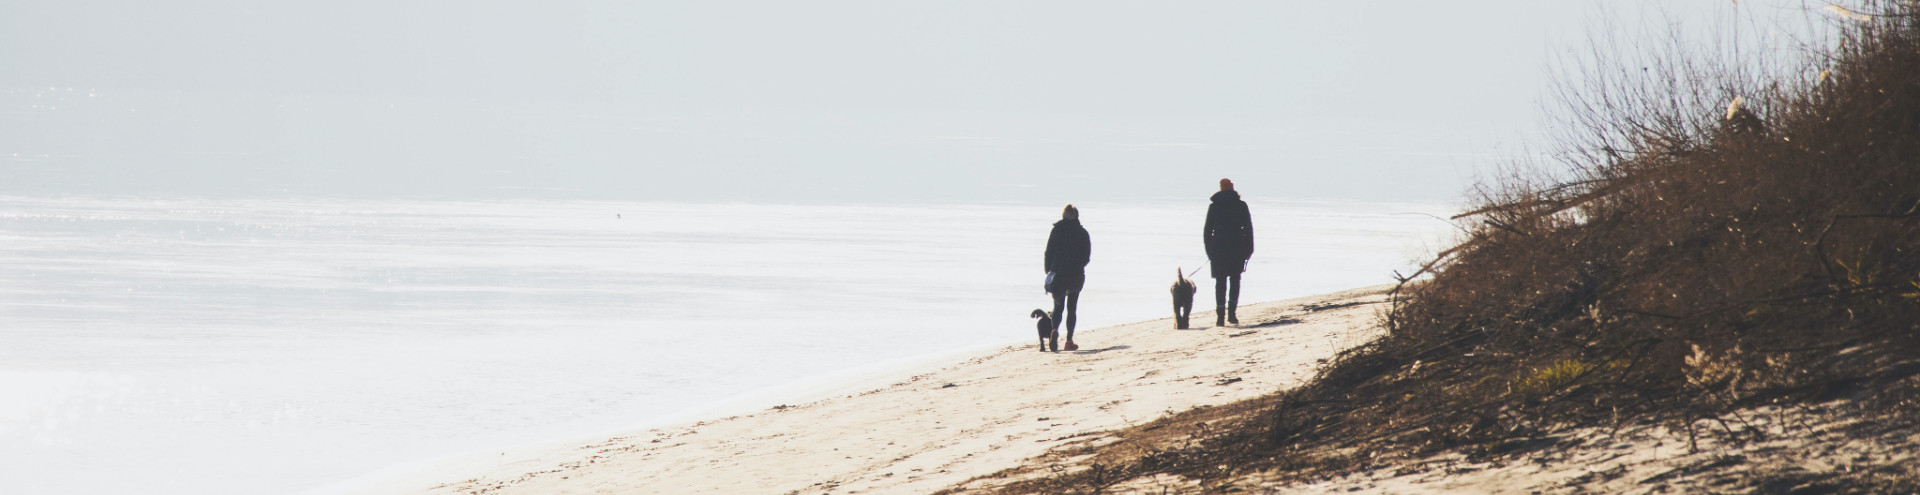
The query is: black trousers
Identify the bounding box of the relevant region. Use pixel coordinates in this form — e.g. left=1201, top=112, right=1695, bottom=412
left=1214, top=273, right=1240, bottom=310
left=1051, top=289, right=1080, bottom=334
left=1049, top=271, right=1082, bottom=341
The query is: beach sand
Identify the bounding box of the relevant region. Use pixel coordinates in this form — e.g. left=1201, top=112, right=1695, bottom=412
left=355, top=285, right=1395, bottom=494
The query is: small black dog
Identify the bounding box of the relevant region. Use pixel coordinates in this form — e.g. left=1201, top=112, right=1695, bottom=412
left=1171, top=267, right=1197, bottom=329
left=1031, top=309, right=1057, bottom=352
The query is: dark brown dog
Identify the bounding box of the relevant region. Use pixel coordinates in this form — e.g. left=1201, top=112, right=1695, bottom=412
left=1171, top=267, right=1197, bottom=329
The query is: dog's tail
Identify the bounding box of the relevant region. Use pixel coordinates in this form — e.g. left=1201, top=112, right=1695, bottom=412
left=1031, top=308, right=1049, bottom=319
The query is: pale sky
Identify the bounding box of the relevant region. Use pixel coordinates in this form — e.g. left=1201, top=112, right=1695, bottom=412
left=0, top=1, right=1775, bottom=203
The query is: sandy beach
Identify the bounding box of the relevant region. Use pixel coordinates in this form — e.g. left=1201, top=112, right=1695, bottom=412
left=350, top=286, right=1395, bottom=494
left=27, top=2, right=1918, bottom=493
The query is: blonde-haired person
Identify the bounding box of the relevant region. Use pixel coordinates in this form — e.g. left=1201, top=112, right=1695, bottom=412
left=1042, top=204, right=1091, bottom=352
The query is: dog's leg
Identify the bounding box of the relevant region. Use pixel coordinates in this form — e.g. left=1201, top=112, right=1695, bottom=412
left=1172, top=297, right=1185, bottom=329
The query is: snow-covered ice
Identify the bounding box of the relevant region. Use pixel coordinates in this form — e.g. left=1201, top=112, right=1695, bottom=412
left=0, top=196, right=1453, bottom=494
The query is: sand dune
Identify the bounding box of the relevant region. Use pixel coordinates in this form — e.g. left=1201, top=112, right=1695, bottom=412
left=357, top=285, right=1394, bottom=494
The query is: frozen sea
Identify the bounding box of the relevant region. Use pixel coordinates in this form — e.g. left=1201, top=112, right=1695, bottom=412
left=0, top=196, right=1455, bottom=494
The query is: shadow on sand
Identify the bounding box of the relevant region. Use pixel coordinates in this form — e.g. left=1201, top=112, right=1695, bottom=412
left=1069, top=345, right=1130, bottom=355
left=1246, top=317, right=1303, bottom=328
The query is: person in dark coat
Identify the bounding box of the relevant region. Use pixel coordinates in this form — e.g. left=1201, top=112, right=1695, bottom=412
left=1044, top=204, right=1091, bottom=352
left=1204, top=178, right=1254, bottom=326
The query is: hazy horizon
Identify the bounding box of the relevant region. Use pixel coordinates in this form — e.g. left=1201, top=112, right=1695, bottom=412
left=1, top=1, right=1800, bottom=204
left=0, top=3, right=1862, bottom=493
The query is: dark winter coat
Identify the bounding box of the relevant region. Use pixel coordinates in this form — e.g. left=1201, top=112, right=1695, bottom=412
left=1204, top=190, right=1254, bottom=276
left=1044, top=219, right=1092, bottom=276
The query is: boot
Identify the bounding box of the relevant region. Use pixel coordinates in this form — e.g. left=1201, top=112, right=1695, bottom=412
left=1228, top=306, right=1238, bottom=325
left=1215, top=307, right=1226, bottom=327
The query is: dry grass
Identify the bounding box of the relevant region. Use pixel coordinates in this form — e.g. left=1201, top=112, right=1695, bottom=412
left=960, top=3, right=1920, bottom=493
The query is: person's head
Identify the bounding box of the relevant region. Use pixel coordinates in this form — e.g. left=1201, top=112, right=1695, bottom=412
left=1061, top=204, right=1079, bottom=221
left=1219, top=178, right=1235, bottom=191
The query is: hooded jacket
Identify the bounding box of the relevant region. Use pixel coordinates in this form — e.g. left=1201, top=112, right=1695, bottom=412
left=1204, top=190, right=1255, bottom=264
left=1044, top=219, right=1091, bottom=275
